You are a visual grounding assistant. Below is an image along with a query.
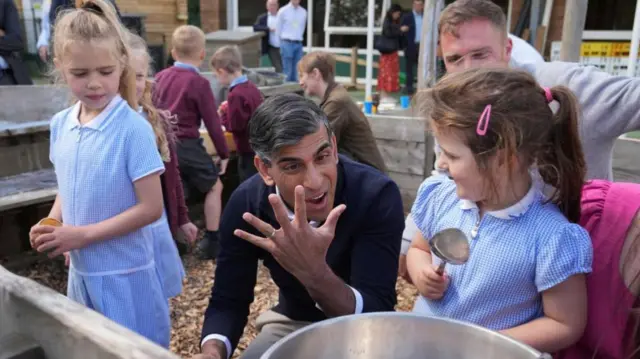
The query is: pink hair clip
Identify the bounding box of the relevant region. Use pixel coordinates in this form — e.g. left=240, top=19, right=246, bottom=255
left=543, top=87, right=553, bottom=103
left=476, top=104, right=491, bottom=136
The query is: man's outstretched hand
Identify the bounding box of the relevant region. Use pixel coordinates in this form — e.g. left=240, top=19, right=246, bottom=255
left=234, top=185, right=346, bottom=285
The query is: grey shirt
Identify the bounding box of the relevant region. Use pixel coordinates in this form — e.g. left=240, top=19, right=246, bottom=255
left=516, top=60, right=640, bottom=181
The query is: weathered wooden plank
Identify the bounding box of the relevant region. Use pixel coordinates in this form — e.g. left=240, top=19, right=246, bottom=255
left=118, top=0, right=187, bottom=48
left=377, top=140, right=425, bottom=175
left=0, top=86, right=70, bottom=126
left=388, top=171, right=424, bottom=192
left=367, top=115, right=426, bottom=142
left=613, top=137, right=640, bottom=183
left=0, top=265, right=180, bottom=359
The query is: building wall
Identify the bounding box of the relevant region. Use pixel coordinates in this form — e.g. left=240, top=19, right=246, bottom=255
left=201, top=0, right=225, bottom=33
left=104, top=0, right=187, bottom=46
left=509, top=0, right=566, bottom=57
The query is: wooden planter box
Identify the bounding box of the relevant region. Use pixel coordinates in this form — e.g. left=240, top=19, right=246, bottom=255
left=0, top=266, right=179, bottom=359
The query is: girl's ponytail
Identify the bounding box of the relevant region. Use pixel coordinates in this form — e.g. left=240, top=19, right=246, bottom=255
left=537, top=86, right=586, bottom=223
left=140, top=79, right=173, bottom=162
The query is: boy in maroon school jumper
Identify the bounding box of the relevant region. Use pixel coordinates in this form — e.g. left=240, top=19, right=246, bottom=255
left=213, top=45, right=264, bottom=182
left=153, top=25, right=229, bottom=260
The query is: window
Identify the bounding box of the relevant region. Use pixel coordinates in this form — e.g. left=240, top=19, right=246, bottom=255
left=585, top=0, right=637, bottom=30
left=327, top=0, right=384, bottom=27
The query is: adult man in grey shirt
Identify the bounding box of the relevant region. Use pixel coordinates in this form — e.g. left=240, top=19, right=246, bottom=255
left=399, top=0, right=640, bottom=276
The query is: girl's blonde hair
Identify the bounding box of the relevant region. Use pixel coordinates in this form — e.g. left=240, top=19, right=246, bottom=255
left=53, top=0, right=136, bottom=109
left=420, top=67, right=586, bottom=223
left=126, top=31, right=172, bottom=162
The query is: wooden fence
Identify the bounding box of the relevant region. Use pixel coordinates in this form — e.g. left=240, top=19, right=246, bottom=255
left=366, top=112, right=431, bottom=213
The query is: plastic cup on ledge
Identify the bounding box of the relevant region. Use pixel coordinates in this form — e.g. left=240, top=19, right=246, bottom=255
left=364, top=101, right=373, bottom=114
left=400, top=95, right=411, bottom=109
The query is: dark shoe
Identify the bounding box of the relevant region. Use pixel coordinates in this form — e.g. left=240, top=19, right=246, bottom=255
left=197, top=232, right=219, bottom=260
left=175, top=240, right=189, bottom=257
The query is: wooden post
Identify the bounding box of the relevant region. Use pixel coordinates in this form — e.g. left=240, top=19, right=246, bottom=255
left=350, top=47, right=358, bottom=89
left=628, top=0, right=640, bottom=76
left=364, top=0, right=376, bottom=99
left=417, top=0, right=439, bottom=90
left=417, top=0, right=441, bottom=178
left=559, top=0, right=588, bottom=62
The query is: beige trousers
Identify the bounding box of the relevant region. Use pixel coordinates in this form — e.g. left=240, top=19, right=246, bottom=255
left=239, top=310, right=311, bottom=359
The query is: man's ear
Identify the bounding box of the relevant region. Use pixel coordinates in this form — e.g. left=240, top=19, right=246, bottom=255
left=331, top=134, right=339, bottom=163
left=312, top=68, right=323, bottom=80
left=255, top=155, right=275, bottom=186
left=504, top=37, right=513, bottom=63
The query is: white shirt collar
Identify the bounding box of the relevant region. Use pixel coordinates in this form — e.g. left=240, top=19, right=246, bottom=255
left=69, top=95, right=124, bottom=131
left=459, top=179, right=539, bottom=220
left=275, top=185, right=320, bottom=228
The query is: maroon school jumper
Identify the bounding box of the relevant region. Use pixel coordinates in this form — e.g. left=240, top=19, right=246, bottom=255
left=220, top=81, right=263, bottom=155
left=153, top=66, right=229, bottom=159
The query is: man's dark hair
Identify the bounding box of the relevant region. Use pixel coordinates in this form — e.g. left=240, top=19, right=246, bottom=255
left=249, top=93, right=333, bottom=163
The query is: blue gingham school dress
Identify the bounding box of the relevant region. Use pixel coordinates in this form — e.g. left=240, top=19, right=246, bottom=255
left=49, top=95, right=171, bottom=347
left=409, top=175, right=593, bottom=331
left=139, top=108, right=186, bottom=299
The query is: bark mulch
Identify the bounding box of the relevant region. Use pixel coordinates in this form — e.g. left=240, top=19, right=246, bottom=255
left=5, top=251, right=418, bottom=358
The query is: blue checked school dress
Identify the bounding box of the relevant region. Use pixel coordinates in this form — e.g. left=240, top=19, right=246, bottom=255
left=409, top=175, right=593, bottom=330
left=49, top=95, right=171, bottom=347
left=139, top=108, right=186, bottom=299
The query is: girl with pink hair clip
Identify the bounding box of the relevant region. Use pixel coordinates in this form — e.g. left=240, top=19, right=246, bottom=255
left=407, top=67, right=593, bottom=354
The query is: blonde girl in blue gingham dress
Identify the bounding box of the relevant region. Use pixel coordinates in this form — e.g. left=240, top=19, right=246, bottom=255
left=406, top=68, right=593, bottom=354
left=30, top=0, right=170, bottom=347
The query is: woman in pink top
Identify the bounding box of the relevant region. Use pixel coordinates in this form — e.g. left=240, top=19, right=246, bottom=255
left=557, top=180, right=640, bottom=359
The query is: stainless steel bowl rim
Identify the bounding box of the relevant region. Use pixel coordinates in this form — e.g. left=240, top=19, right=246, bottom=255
left=261, top=312, right=546, bottom=358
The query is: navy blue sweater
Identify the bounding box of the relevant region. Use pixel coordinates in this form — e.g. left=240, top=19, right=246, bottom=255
left=201, top=156, right=405, bottom=351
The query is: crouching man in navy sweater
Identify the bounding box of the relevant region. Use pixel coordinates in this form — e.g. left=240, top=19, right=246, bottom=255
left=194, top=94, right=405, bottom=359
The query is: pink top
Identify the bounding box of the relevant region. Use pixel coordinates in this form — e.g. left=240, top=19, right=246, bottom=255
left=556, top=180, right=640, bottom=359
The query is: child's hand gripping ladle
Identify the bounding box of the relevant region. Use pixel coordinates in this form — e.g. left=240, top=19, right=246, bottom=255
left=429, top=228, right=470, bottom=275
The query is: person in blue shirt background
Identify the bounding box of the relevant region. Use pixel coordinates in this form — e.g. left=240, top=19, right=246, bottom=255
left=276, top=0, right=306, bottom=82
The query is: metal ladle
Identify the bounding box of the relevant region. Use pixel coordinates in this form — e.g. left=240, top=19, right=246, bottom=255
left=429, top=228, right=470, bottom=275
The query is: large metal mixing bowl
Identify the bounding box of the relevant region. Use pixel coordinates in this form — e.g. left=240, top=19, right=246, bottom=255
left=260, top=312, right=552, bottom=359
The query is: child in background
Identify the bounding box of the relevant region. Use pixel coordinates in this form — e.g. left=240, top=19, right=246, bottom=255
left=406, top=67, right=593, bottom=353
left=213, top=45, right=263, bottom=182
left=30, top=0, right=170, bottom=347
left=154, top=25, right=229, bottom=260
left=127, top=31, right=198, bottom=299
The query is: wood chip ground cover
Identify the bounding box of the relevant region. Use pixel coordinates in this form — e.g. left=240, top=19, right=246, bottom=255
left=6, top=251, right=418, bottom=358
